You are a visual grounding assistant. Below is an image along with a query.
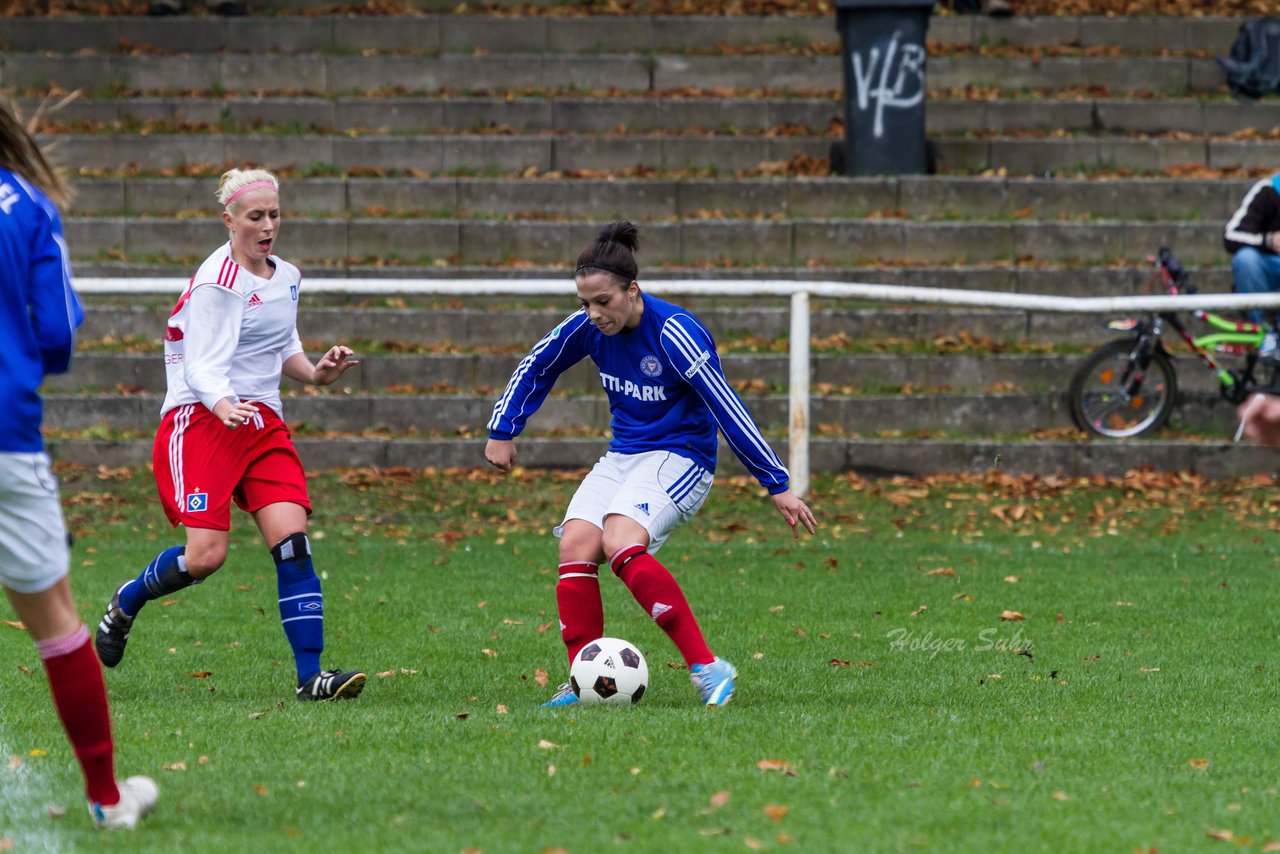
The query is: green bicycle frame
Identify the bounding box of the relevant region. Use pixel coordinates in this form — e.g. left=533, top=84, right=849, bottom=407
left=1183, top=311, right=1263, bottom=389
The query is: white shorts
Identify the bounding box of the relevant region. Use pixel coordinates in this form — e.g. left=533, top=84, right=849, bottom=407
left=0, top=453, right=70, bottom=594
left=556, top=450, right=714, bottom=554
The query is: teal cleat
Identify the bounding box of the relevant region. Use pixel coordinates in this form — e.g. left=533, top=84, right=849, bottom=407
left=690, top=658, right=737, bottom=706
left=542, top=682, right=580, bottom=707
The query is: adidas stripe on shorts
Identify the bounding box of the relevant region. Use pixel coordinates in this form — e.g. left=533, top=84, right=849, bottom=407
left=556, top=450, right=713, bottom=554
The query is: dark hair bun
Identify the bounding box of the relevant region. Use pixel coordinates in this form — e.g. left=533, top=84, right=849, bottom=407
left=598, top=221, right=639, bottom=253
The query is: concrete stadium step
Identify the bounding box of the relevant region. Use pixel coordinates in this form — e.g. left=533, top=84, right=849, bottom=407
left=63, top=175, right=1254, bottom=223
left=45, top=130, right=1270, bottom=178
left=43, top=435, right=1278, bottom=479
left=70, top=263, right=1234, bottom=297
left=60, top=215, right=1232, bottom=266
left=934, top=137, right=1274, bottom=176
left=34, top=95, right=1280, bottom=138
left=13, top=8, right=1265, bottom=482
left=29, top=95, right=842, bottom=135
left=3, top=52, right=1224, bottom=97
left=72, top=303, right=1141, bottom=347
left=49, top=350, right=1085, bottom=395
left=46, top=133, right=829, bottom=174
left=0, top=14, right=837, bottom=54
left=931, top=98, right=1280, bottom=137
left=43, top=385, right=1251, bottom=437
left=43, top=390, right=1087, bottom=434
left=0, top=13, right=1240, bottom=56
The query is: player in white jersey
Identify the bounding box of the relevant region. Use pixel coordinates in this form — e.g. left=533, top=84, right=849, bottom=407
left=95, top=168, right=367, bottom=702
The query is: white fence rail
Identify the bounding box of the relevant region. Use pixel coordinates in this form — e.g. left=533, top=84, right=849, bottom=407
left=76, top=277, right=1280, bottom=497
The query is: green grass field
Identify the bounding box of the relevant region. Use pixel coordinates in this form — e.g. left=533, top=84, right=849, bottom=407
left=2, top=465, right=1278, bottom=853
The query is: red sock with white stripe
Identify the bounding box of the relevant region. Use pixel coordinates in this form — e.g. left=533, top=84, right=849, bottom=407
left=610, top=544, right=714, bottom=667
left=36, top=625, right=119, bottom=806
left=557, top=561, right=604, bottom=665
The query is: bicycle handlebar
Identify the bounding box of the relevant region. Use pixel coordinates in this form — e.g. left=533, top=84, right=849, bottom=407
left=1156, top=246, right=1194, bottom=293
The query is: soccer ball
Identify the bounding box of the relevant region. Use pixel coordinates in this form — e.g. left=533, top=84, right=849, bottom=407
left=570, top=637, right=649, bottom=705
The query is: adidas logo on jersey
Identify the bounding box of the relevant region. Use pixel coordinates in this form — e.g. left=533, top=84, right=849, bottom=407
left=650, top=602, right=672, bottom=620
left=634, top=502, right=650, bottom=516
left=247, top=293, right=263, bottom=308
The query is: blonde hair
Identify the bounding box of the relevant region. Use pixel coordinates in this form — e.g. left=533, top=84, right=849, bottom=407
left=216, top=168, right=279, bottom=210
left=0, top=99, right=71, bottom=209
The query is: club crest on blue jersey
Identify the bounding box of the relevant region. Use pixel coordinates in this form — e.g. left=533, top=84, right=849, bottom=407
left=290, top=284, right=298, bottom=301
left=639, top=354, right=663, bottom=378
left=185, top=491, right=208, bottom=512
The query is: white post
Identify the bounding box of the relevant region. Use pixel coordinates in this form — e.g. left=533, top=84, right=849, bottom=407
left=789, top=290, right=811, bottom=498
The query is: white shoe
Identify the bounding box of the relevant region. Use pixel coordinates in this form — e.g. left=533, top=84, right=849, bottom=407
left=1259, top=331, right=1280, bottom=364
left=90, top=775, right=159, bottom=829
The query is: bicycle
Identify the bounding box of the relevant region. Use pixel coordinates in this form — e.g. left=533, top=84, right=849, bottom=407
left=1067, top=247, right=1279, bottom=439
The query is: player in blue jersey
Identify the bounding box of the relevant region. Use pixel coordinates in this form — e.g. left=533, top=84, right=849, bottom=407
left=0, top=102, right=158, bottom=828
left=486, top=221, right=818, bottom=707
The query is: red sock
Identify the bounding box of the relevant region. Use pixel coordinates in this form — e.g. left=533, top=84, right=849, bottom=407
left=610, top=544, right=714, bottom=667
left=37, top=625, right=118, bottom=806
left=557, top=562, right=604, bottom=666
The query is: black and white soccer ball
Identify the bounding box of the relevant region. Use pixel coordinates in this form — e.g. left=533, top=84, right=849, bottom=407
left=570, top=637, right=649, bottom=705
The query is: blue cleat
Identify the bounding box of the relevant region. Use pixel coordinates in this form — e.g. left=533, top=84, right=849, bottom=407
left=690, top=658, right=737, bottom=706
left=542, top=682, right=579, bottom=707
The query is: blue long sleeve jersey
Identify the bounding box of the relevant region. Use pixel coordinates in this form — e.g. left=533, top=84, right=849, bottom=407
left=0, top=168, right=84, bottom=453
left=488, top=294, right=790, bottom=494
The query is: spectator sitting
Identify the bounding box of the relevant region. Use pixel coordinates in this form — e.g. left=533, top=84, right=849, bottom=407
left=1224, top=173, right=1280, bottom=361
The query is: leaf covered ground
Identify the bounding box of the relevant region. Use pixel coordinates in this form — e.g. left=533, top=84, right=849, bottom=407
left=2, top=464, right=1279, bottom=851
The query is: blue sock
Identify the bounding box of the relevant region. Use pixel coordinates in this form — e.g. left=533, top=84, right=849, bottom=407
left=118, top=545, right=195, bottom=617
left=272, top=532, right=323, bottom=683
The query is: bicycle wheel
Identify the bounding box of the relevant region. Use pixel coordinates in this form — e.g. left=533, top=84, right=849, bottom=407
left=1068, top=338, right=1178, bottom=439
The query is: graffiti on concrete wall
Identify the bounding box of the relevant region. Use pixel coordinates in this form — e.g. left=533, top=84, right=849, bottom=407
left=850, top=30, right=926, bottom=139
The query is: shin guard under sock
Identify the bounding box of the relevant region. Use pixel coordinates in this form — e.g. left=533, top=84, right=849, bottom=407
left=556, top=561, right=603, bottom=665
left=118, top=545, right=196, bottom=617
left=610, top=544, right=713, bottom=667
left=272, top=532, right=323, bottom=682
left=37, top=626, right=118, bottom=805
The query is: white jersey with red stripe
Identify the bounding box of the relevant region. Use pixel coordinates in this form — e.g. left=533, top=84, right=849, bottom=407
left=161, top=242, right=304, bottom=419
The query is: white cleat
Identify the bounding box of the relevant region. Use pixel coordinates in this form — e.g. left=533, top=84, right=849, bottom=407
left=90, top=775, right=159, bottom=829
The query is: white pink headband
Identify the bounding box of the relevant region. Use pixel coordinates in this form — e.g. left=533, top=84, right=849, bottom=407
left=223, top=180, right=277, bottom=208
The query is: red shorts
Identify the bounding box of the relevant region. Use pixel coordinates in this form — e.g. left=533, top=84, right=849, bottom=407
left=152, top=403, right=311, bottom=531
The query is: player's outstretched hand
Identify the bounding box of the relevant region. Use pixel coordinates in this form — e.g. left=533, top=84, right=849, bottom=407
left=1236, top=392, right=1280, bottom=446
left=771, top=489, right=817, bottom=538
left=485, top=438, right=516, bottom=472
left=313, top=345, right=359, bottom=386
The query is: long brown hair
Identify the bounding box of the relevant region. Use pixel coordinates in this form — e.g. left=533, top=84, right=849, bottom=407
left=0, top=99, right=71, bottom=208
